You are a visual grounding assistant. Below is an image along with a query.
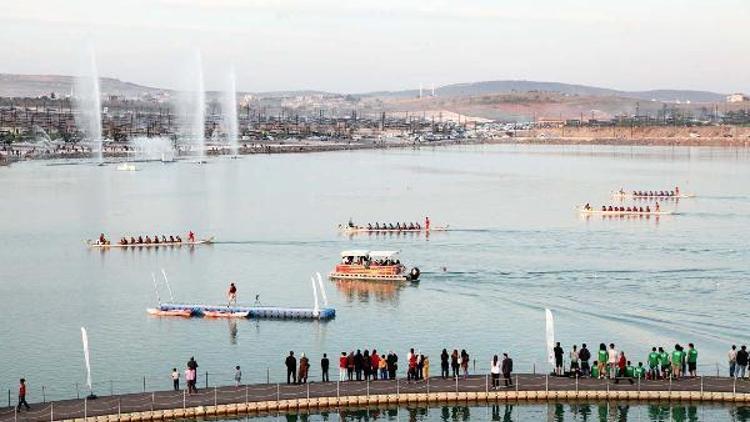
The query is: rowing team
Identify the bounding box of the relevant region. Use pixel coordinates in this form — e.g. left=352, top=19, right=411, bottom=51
left=583, top=203, right=660, bottom=213
left=348, top=217, right=431, bottom=231
left=96, top=231, right=196, bottom=246
left=618, top=186, right=680, bottom=197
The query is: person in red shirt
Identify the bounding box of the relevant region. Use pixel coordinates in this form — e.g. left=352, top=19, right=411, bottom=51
left=339, top=352, right=348, bottom=382
left=188, top=231, right=195, bottom=242
left=424, top=217, right=431, bottom=231
left=370, top=350, right=380, bottom=380
left=408, top=352, right=418, bottom=382
left=17, top=378, right=30, bottom=411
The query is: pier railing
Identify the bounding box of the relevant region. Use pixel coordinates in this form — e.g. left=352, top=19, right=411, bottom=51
left=1, top=371, right=749, bottom=422
left=0, top=360, right=729, bottom=409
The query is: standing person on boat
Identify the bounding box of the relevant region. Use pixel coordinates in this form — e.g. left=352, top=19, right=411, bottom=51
left=655, top=203, right=661, bottom=212
left=98, top=233, right=107, bottom=245
left=675, top=186, right=680, bottom=196
left=227, top=282, right=237, bottom=306
left=188, top=231, right=195, bottom=243
left=321, top=353, right=330, bottom=382
left=425, top=216, right=431, bottom=231
left=285, top=351, right=297, bottom=384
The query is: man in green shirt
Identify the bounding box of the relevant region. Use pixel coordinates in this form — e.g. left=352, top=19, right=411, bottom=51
left=633, top=362, right=646, bottom=380
left=671, top=344, right=684, bottom=379
left=597, top=344, right=608, bottom=380
left=659, top=347, right=670, bottom=379
left=625, top=361, right=635, bottom=378
left=647, top=347, right=660, bottom=380
left=591, top=362, right=599, bottom=379
left=687, top=343, right=698, bottom=377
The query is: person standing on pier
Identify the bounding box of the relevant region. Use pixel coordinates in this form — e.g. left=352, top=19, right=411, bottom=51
left=687, top=344, right=698, bottom=377
left=490, top=355, right=501, bottom=389
left=579, top=344, right=591, bottom=377
left=171, top=368, right=180, bottom=391
left=321, top=353, right=330, bottom=382
left=648, top=347, right=660, bottom=380
left=569, top=345, right=579, bottom=376
left=608, top=344, right=619, bottom=379
left=298, top=353, right=309, bottom=384
left=17, top=379, right=30, bottom=411
left=729, top=345, right=738, bottom=378
left=735, top=346, right=748, bottom=379
left=423, top=355, right=430, bottom=379
left=597, top=344, right=607, bottom=380
left=441, top=349, right=450, bottom=379
left=354, top=350, right=364, bottom=381
left=285, top=351, right=297, bottom=384
left=339, top=352, right=347, bottom=382
left=671, top=345, right=684, bottom=379
left=553, top=343, right=564, bottom=376
left=502, top=353, right=513, bottom=387
left=234, top=366, right=242, bottom=386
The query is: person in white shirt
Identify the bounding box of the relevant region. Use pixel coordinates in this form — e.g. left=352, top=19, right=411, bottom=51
left=608, top=343, right=619, bottom=379
left=569, top=345, right=580, bottom=376
left=171, top=368, right=180, bottom=391
left=729, top=345, right=738, bottom=377
left=490, top=355, right=501, bottom=389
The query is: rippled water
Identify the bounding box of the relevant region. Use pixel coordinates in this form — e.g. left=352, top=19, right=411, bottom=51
left=214, top=402, right=750, bottom=421
left=1, top=145, right=748, bottom=401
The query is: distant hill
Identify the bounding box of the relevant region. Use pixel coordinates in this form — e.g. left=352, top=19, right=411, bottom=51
left=0, top=74, right=165, bottom=98
left=362, top=80, right=726, bottom=103
left=0, top=73, right=728, bottom=104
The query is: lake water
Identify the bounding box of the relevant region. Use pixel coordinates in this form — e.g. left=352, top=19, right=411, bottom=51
left=219, top=402, right=750, bottom=421
left=1, top=145, right=749, bottom=401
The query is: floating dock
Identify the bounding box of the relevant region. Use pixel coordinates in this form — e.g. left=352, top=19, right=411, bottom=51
left=157, top=303, right=336, bottom=320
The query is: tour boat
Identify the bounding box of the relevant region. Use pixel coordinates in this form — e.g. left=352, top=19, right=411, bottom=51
left=329, top=250, right=420, bottom=282
left=201, top=310, right=250, bottom=318
left=339, top=225, right=449, bottom=234
left=86, top=237, right=215, bottom=248
left=147, top=308, right=193, bottom=317
left=578, top=207, right=673, bottom=216
left=611, top=191, right=695, bottom=199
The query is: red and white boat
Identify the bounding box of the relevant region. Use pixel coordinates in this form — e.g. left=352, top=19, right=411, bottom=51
left=147, top=308, right=193, bottom=317
left=329, top=250, right=420, bottom=282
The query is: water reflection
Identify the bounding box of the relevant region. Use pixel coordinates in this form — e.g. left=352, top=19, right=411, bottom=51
left=333, top=279, right=404, bottom=304
left=231, top=402, right=750, bottom=421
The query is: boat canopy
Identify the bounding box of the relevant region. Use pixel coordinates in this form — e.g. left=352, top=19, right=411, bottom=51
left=369, top=250, right=400, bottom=259
left=340, top=250, right=370, bottom=258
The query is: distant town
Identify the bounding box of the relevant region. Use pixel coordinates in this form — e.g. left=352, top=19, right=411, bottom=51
left=1, top=74, right=749, bottom=160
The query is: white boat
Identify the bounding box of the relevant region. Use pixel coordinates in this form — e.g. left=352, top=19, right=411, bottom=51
left=147, top=308, right=192, bottom=317
left=329, top=250, right=420, bottom=282
left=202, top=310, right=250, bottom=318
left=116, top=163, right=137, bottom=171
left=86, top=236, right=215, bottom=248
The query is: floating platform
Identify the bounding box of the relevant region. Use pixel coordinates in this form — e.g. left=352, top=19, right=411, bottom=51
left=156, top=303, right=336, bottom=320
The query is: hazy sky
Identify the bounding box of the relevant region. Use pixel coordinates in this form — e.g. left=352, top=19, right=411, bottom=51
left=1, top=0, right=749, bottom=93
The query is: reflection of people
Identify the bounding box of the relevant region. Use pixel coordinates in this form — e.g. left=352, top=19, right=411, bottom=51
left=228, top=282, right=237, bottom=306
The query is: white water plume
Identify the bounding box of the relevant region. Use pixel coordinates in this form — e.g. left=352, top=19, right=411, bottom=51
left=74, top=44, right=103, bottom=164
left=176, top=50, right=206, bottom=161
left=128, top=136, right=175, bottom=161
left=223, top=68, right=240, bottom=156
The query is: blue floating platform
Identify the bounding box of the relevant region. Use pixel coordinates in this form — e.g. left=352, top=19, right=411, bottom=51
left=159, top=303, right=336, bottom=320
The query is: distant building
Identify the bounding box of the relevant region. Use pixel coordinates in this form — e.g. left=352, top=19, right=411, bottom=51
left=726, top=93, right=749, bottom=103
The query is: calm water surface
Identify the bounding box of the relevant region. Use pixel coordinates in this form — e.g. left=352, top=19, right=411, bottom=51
left=1, top=145, right=749, bottom=400
left=217, top=402, right=750, bottom=421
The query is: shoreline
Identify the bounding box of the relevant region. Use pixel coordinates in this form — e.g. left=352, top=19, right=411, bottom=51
left=2, top=136, right=750, bottom=166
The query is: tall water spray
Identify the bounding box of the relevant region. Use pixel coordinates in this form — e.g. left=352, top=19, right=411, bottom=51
left=74, top=45, right=103, bottom=163
left=176, top=50, right=206, bottom=161
left=222, top=68, right=240, bottom=157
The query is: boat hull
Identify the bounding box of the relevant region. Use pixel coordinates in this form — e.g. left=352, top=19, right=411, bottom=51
left=147, top=308, right=193, bottom=317
left=87, top=237, right=215, bottom=248
left=579, top=210, right=673, bottom=216
left=341, top=226, right=448, bottom=234
left=329, top=272, right=411, bottom=282
left=612, top=193, right=694, bottom=199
